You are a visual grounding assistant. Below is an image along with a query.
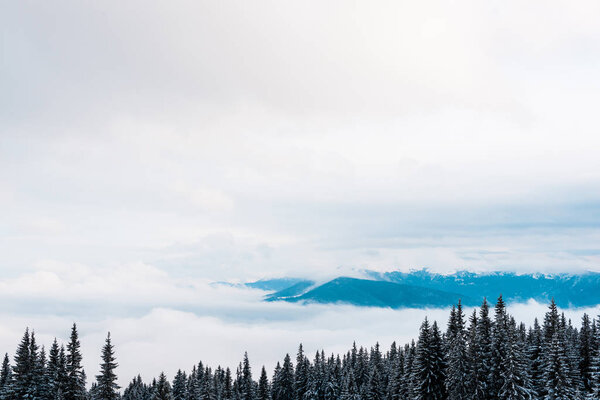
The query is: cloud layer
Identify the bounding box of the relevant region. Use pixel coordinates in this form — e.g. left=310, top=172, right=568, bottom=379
left=2, top=1, right=600, bottom=279
left=1, top=261, right=598, bottom=388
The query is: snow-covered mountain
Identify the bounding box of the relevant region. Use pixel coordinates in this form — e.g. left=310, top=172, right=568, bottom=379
left=249, top=270, right=600, bottom=308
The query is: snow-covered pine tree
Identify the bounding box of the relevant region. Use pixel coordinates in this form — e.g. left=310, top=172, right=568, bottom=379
left=564, top=315, right=584, bottom=397
left=224, top=367, right=233, bottom=400
left=273, top=354, right=294, bottom=400
left=153, top=372, right=173, bottom=400
left=412, top=318, right=446, bottom=400
left=498, top=317, right=532, bottom=400
left=354, top=347, right=369, bottom=391
left=36, top=345, right=51, bottom=400
left=465, top=309, right=479, bottom=400
left=387, top=348, right=405, bottom=400
left=172, top=369, right=187, bottom=400
left=123, top=374, right=151, bottom=400
left=490, top=295, right=509, bottom=400
left=446, top=300, right=469, bottom=400
left=46, top=339, right=63, bottom=400
left=241, top=353, right=255, bottom=400
left=271, top=362, right=281, bottom=400
left=65, top=324, right=87, bottom=400
left=302, top=353, right=321, bottom=400
left=12, top=328, right=33, bottom=399
left=185, top=365, right=198, bottom=400
left=172, top=370, right=187, bottom=400
left=589, top=318, right=600, bottom=399
left=28, top=331, right=45, bottom=399
left=95, top=332, right=119, bottom=400
left=322, top=355, right=339, bottom=400
left=543, top=332, right=575, bottom=400
left=294, top=344, right=308, bottom=400
left=578, top=314, right=594, bottom=393
left=526, top=319, right=544, bottom=398
left=543, top=300, right=560, bottom=346
left=470, top=298, right=493, bottom=400
left=0, top=353, right=12, bottom=400
left=200, top=367, right=216, bottom=400
left=339, top=370, right=360, bottom=400
left=403, top=341, right=416, bottom=399
left=257, top=366, right=270, bottom=400
left=430, top=321, right=447, bottom=399
left=364, top=365, right=384, bottom=400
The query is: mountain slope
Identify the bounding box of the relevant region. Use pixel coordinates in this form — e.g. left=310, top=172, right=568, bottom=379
left=267, top=277, right=477, bottom=308
left=262, top=270, right=600, bottom=308
left=245, top=278, right=313, bottom=292
left=366, top=269, right=600, bottom=307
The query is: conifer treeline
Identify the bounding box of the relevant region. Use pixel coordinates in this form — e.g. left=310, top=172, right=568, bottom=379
left=2, top=297, right=600, bottom=399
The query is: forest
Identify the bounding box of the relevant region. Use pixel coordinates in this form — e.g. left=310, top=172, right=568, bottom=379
left=1, top=296, right=599, bottom=400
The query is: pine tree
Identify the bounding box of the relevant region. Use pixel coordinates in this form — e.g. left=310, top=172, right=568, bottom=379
left=340, top=370, right=360, bottom=400
left=446, top=301, right=469, bottom=400
left=65, top=324, right=86, bottom=400
left=470, top=298, right=492, bottom=400
left=172, top=370, right=187, bottom=400
left=257, top=367, right=270, bottom=400
left=543, top=299, right=560, bottom=345
left=224, top=367, right=233, bottom=400
left=365, top=367, right=384, bottom=400
left=498, top=318, right=532, bottom=400
left=153, top=372, right=172, bottom=400
left=37, top=345, right=51, bottom=400
left=95, top=332, right=119, bottom=400
left=589, top=321, right=600, bottom=399
left=12, top=328, right=33, bottom=399
left=526, top=319, right=544, bottom=398
left=47, top=339, right=63, bottom=399
left=294, top=345, right=308, bottom=400
left=387, top=349, right=404, bottom=400
left=123, top=375, right=150, bottom=400
left=241, top=353, right=254, bottom=400
left=544, top=332, right=575, bottom=400
left=490, top=295, right=509, bottom=400
left=272, top=354, right=293, bottom=400
left=465, top=309, right=479, bottom=399
left=0, top=353, right=12, bottom=400
left=412, top=318, right=445, bottom=400
left=199, top=367, right=216, bottom=400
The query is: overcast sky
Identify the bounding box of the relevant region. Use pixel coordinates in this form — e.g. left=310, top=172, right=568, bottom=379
left=2, top=0, right=600, bottom=386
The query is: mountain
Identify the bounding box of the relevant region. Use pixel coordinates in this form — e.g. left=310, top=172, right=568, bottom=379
left=266, top=277, right=476, bottom=308
left=366, top=269, right=600, bottom=308
left=262, top=270, right=600, bottom=308
left=245, top=278, right=313, bottom=292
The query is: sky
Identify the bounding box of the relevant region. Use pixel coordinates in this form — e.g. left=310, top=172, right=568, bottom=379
left=2, top=0, right=600, bottom=387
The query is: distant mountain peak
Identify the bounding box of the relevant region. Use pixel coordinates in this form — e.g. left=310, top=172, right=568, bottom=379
left=256, top=269, right=600, bottom=309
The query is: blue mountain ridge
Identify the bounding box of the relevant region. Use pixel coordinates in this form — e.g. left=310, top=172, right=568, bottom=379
left=258, top=270, right=600, bottom=308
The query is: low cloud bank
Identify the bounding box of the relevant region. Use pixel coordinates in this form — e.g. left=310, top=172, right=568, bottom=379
left=0, top=261, right=598, bottom=387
